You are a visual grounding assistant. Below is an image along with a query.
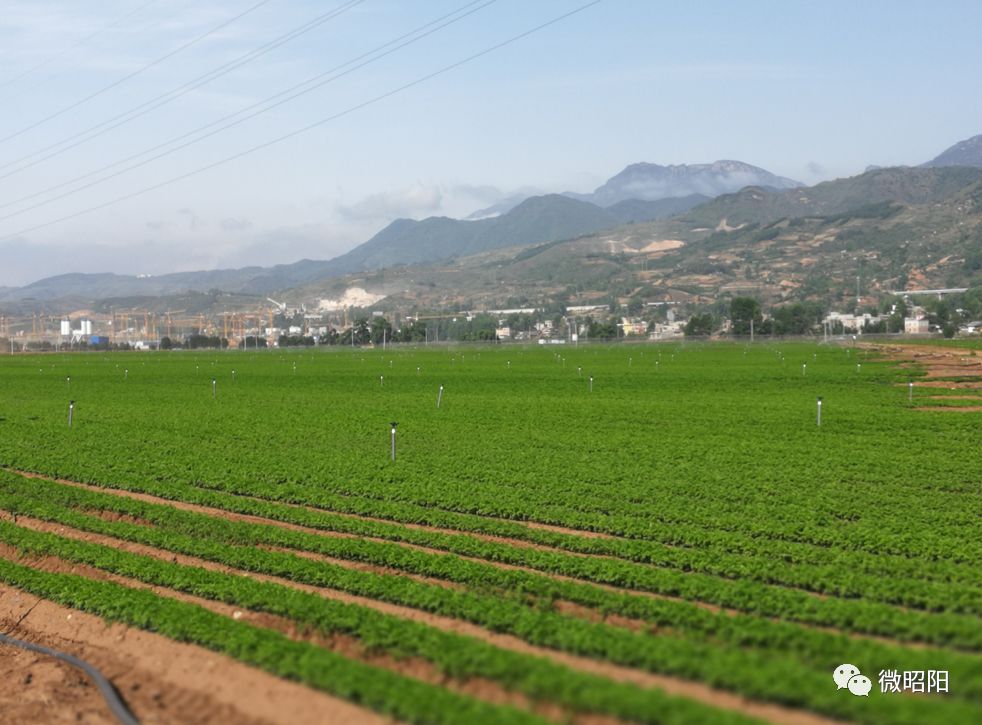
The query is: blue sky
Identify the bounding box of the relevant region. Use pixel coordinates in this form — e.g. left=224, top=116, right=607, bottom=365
left=0, top=0, right=980, bottom=286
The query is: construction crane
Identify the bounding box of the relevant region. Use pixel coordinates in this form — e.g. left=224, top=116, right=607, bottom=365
left=267, top=298, right=287, bottom=312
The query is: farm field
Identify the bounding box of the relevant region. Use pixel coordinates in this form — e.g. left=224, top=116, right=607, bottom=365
left=0, top=341, right=979, bottom=725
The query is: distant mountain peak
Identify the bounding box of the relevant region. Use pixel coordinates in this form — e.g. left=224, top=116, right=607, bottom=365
left=922, top=134, right=982, bottom=168
left=568, top=159, right=802, bottom=207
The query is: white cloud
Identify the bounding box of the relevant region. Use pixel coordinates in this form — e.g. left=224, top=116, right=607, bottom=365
left=334, top=182, right=444, bottom=222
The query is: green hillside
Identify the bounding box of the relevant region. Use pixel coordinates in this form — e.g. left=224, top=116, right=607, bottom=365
left=288, top=167, right=982, bottom=312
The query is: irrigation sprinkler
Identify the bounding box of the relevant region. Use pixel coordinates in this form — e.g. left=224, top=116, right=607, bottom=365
left=856, top=363, right=861, bottom=373
left=577, top=366, right=582, bottom=377
left=816, top=396, right=823, bottom=426
left=629, top=357, right=632, bottom=367
left=589, top=375, right=593, bottom=393
left=802, top=363, right=806, bottom=376
left=293, top=362, right=297, bottom=375
left=380, top=375, right=384, bottom=386
left=212, top=378, right=217, bottom=399
left=909, top=381, right=913, bottom=403
left=390, top=422, right=398, bottom=461
left=437, top=384, right=444, bottom=408
left=417, top=366, right=421, bottom=375
left=232, top=369, right=236, bottom=383
left=66, top=376, right=71, bottom=390
left=124, top=368, right=128, bottom=380
left=67, top=400, right=74, bottom=427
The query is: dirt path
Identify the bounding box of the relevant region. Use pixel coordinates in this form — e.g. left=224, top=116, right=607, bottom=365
left=914, top=406, right=982, bottom=412
left=1, top=514, right=845, bottom=725
left=868, top=343, right=982, bottom=389
left=0, top=582, right=390, bottom=725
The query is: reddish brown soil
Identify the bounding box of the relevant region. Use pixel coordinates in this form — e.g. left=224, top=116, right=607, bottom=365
left=0, top=541, right=616, bottom=725
left=906, top=380, right=982, bottom=389
left=523, top=520, right=618, bottom=540
left=2, top=472, right=934, bottom=651
left=870, top=344, right=982, bottom=392
left=258, top=544, right=465, bottom=592
left=0, top=583, right=389, bottom=725
left=554, top=600, right=653, bottom=633
left=0, top=514, right=843, bottom=725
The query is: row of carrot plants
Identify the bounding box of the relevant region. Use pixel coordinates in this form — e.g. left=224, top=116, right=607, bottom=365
left=5, top=470, right=979, bottom=646
left=0, top=477, right=980, bottom=724
left=0, top=519, right=758, bottom=725
left=0, top=555, right=542, bottom=725
left=191, top=478, right=979, bottom=587
left=184, top=479, right=981, bottom=604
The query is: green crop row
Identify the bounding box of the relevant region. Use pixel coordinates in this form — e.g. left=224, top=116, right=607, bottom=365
left=2, top=346, right=977, bottom=580
left=0, top=556, right=543, bottom=725
left=0, top=519, right=759, bottom=725
left=1, top=479, right=980, bottom=724
left=178, top=479, right=982, bottom=611
left=191, top=477, right=981, bottom=588
left=30, top=459, right=982, bottom=613
left=4, top=470, right=979, bottom=654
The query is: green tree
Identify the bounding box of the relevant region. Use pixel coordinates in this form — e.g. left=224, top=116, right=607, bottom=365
left=684, top=314, right=714, bottom=337
left=729, top=297, right=762, bottom=336
left=370, top=316, right=393, bottom=345
left=771, top=303, right=822, bottom=335
left=586, top=318, right=617, bottom=339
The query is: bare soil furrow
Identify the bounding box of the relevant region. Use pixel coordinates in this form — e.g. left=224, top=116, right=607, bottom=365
left=0, top=582, right=386, bottom=725
left=2, top=471, right=936, bottom=651
left=0, top=514, right=844, bottom=725
left=0, top=539, right=614, bottom=725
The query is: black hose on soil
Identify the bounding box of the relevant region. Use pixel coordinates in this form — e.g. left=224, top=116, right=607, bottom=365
left=0, top=631, right=139, bottom=725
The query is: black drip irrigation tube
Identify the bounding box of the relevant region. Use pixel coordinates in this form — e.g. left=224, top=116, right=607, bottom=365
left=0, top=631, right=139, bottom=725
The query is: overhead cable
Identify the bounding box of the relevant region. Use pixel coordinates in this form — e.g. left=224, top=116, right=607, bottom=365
left=0, top=0, right=276, bottom=147
left=0, top=0, right=367, bottom=176
left=0, top=0, right=495, bottom=220
left=0, top=0, right=160, bottom=94
left=0, top=1, right=603, bottom=242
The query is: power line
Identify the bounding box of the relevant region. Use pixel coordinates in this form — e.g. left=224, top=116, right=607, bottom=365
left=0, top=0, right=201, bottom=108
left=0, top=0, right=367, bottom=177
left=0, top=0, right=160, bottom=93
left=0, top=0, right=603, bottom=243
left=0, top=0, right=496, bottom=220
left=0, top=0, right=276, bottom=148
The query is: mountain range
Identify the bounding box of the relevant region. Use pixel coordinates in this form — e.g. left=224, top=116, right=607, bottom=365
left=2, top=133, right=981, bottom=309
left=291, top=165, right=982, bottom=313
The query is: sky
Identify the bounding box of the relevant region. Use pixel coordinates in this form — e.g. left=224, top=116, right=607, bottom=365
left=0, top=0, right=980, bottom=287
